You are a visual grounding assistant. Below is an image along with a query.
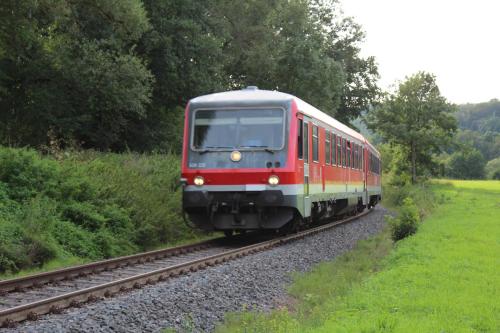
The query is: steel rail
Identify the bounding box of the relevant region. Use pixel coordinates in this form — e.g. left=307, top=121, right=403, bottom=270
left=0, top=238, right=224, bottom=294
left=0, top=209, right=371, bottom=327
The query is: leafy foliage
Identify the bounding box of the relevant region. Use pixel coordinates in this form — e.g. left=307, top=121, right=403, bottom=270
left=457, top=99, right=500, bottom=133
left=0, top=0, right=153, bottom=150
left=435, top=100, right=499, bottom=179
left=0, top=147, right=196, bottom=274
left=454, top=129, right=500, bottom=162
left=446, top=147, right=486, bottom=179
left=0, top=0, right=379, bottom=152
left=485, top=157, right=500, bottom=180
left=367, top=72, right=457, bottom=183
left=386, top=198, right=420, bottom=241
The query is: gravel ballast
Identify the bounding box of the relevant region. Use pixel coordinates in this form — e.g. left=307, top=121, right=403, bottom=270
left=3, top=206, right=387, bottom=333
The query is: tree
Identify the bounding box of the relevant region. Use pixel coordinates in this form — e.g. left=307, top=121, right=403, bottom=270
left=447, top=147, right=485, bottom=179
left=485, top=157, right=500, bottom=180
left=1, top=0, right=379, bottom=152
left=0, top=0, right=153, bottom=150
left=130, top=0, right=227, bottom=152
left=313, top=0, right=380, bottom=123
left=367, top=72, right=457, bottom=183
left=216, top=0, right=379, bottom=122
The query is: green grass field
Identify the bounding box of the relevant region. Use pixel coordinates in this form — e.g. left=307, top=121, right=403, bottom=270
left=216, top=180, right=500, bottom=332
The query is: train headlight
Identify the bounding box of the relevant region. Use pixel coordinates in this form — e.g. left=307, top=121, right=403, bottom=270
left=194, top=176, right=205, bottom=186
left=230, top=150, right=242, bottom=162
left=268, top=175, right=279, bottom=186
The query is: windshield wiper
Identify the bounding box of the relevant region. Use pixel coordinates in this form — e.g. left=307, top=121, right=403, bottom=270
left=198, top=146, right=234, bottom=154
left=239, top=145, right=275, bottom=154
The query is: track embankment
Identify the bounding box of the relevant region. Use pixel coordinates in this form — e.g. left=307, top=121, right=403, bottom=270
left=1, top=206, right=387, bottom=332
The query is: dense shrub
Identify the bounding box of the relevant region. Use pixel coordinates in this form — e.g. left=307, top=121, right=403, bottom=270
left=68, top=151, right=192, bottom=246
left=0, top=147, right=193, bottom=274
left=446, top=148, right=486, bottom=179
left=485, top=157, right=500, bottom=180
left=387, top=197, right=420, bottom=241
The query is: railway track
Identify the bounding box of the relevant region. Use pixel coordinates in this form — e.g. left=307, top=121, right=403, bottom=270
left=0, top=209, right=371, bottom=327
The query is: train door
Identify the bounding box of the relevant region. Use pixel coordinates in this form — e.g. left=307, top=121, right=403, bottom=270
left=303, top=118, right=311, bottom=217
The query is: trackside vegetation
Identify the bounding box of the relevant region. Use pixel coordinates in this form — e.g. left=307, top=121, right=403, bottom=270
left=0, top=147, right=205, bottom=276
left=216, top=180, right=500, bottom=332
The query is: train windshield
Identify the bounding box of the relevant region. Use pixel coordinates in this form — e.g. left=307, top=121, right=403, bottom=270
left=192, top=109, right=285, bottom=151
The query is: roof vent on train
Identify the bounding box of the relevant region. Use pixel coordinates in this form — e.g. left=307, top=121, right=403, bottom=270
left=243, top=86, right=259, bottom=91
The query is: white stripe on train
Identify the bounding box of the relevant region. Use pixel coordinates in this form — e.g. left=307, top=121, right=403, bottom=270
left=184, top=184, right=380, bottom=196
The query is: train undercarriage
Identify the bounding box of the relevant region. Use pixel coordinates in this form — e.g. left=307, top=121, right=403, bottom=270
left=183, top=189, right=381, bottom=235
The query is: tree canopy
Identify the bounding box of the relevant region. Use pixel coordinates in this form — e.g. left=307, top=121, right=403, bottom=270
left=0, top=0, right=154, bottom=150
left=447, top=147, right=486, bottom=179
left=367, top=72, right=457, bottom=183
left=0, top=0, right=379, bottom=152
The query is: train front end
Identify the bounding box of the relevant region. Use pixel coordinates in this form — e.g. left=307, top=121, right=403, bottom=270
left=181, top=87, right=298, bottom=232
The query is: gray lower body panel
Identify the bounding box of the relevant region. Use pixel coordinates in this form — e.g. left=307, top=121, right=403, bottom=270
left=183, top=187, right=382, bottom=231
left=183, top=190, right=299, bottom=231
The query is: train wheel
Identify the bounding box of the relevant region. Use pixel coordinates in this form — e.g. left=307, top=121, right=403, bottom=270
left=278, top=217, right=301, bottom=236
left=224, top=230, right=234, bottom=238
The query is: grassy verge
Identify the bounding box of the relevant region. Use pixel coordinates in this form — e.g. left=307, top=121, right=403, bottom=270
left=0, top=147, right=210, bottom=278
left=217, top=228, right=394, bottom=333
left=216, top=180, right=500, bottom=332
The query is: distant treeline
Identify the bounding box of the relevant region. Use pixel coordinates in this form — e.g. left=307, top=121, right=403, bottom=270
left=440, top=100, right=500, bottom=179
left=0, top=0, right=378, bottom=152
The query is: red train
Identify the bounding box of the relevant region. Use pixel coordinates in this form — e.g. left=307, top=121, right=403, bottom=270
left=181, top=86, right=381, bottom=234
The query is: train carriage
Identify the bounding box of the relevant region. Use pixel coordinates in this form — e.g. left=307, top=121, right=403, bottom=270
left=181, top=86, right=381, bottom=233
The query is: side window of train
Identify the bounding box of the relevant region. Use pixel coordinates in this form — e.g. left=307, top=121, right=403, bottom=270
left=352, top=143, right=355, bottom=169
left=298, top=119, right=303, bottom=160
left=361, top=146, right=364, bottom=170
left=303, top=122, right=309, bottom=163
left=362, top=147, right=365, bottom=171
left=370, top=153, right=373, bottom=173
left=356, top=144, right=360, bottom=169
left=342, top=138, right=346, bottom=167
left=340, top=138, right=344, bottom=166
left=359, top=146, right=362, bottom=170
left=354, top=144, right=357, bottom=169
left=360, top=146, right=363, bottom=170
left=347, top=141, right=351, bottom=168
left=332, top=134, right=336, bottom=165
left=325, top=131, right=331, bottom=165
left=337, top=135, right=341, bottom=166
left=312, top=125, right=319, bottom=162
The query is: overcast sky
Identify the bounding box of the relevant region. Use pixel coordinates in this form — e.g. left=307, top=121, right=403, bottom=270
left=340, top=0, right=500, bottom=104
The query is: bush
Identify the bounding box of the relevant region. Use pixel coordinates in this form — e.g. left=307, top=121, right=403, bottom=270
left=0, top=197, right=60, bottom=273
left=0, top=147, right=196, bottom=274
left=52, top=220, right=101, bottom=259
left=387, top=197, right=420, bottom=241
left=446, top=148, right=486, bottom=179
left=485, top=157, right=500, bottom=180
left=69, top=151, right=193, bottom=247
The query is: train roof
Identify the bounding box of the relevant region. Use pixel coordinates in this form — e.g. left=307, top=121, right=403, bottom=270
left=190, top=86, right=293, bottom=103
left=190, top=87, right=379, bottom=155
